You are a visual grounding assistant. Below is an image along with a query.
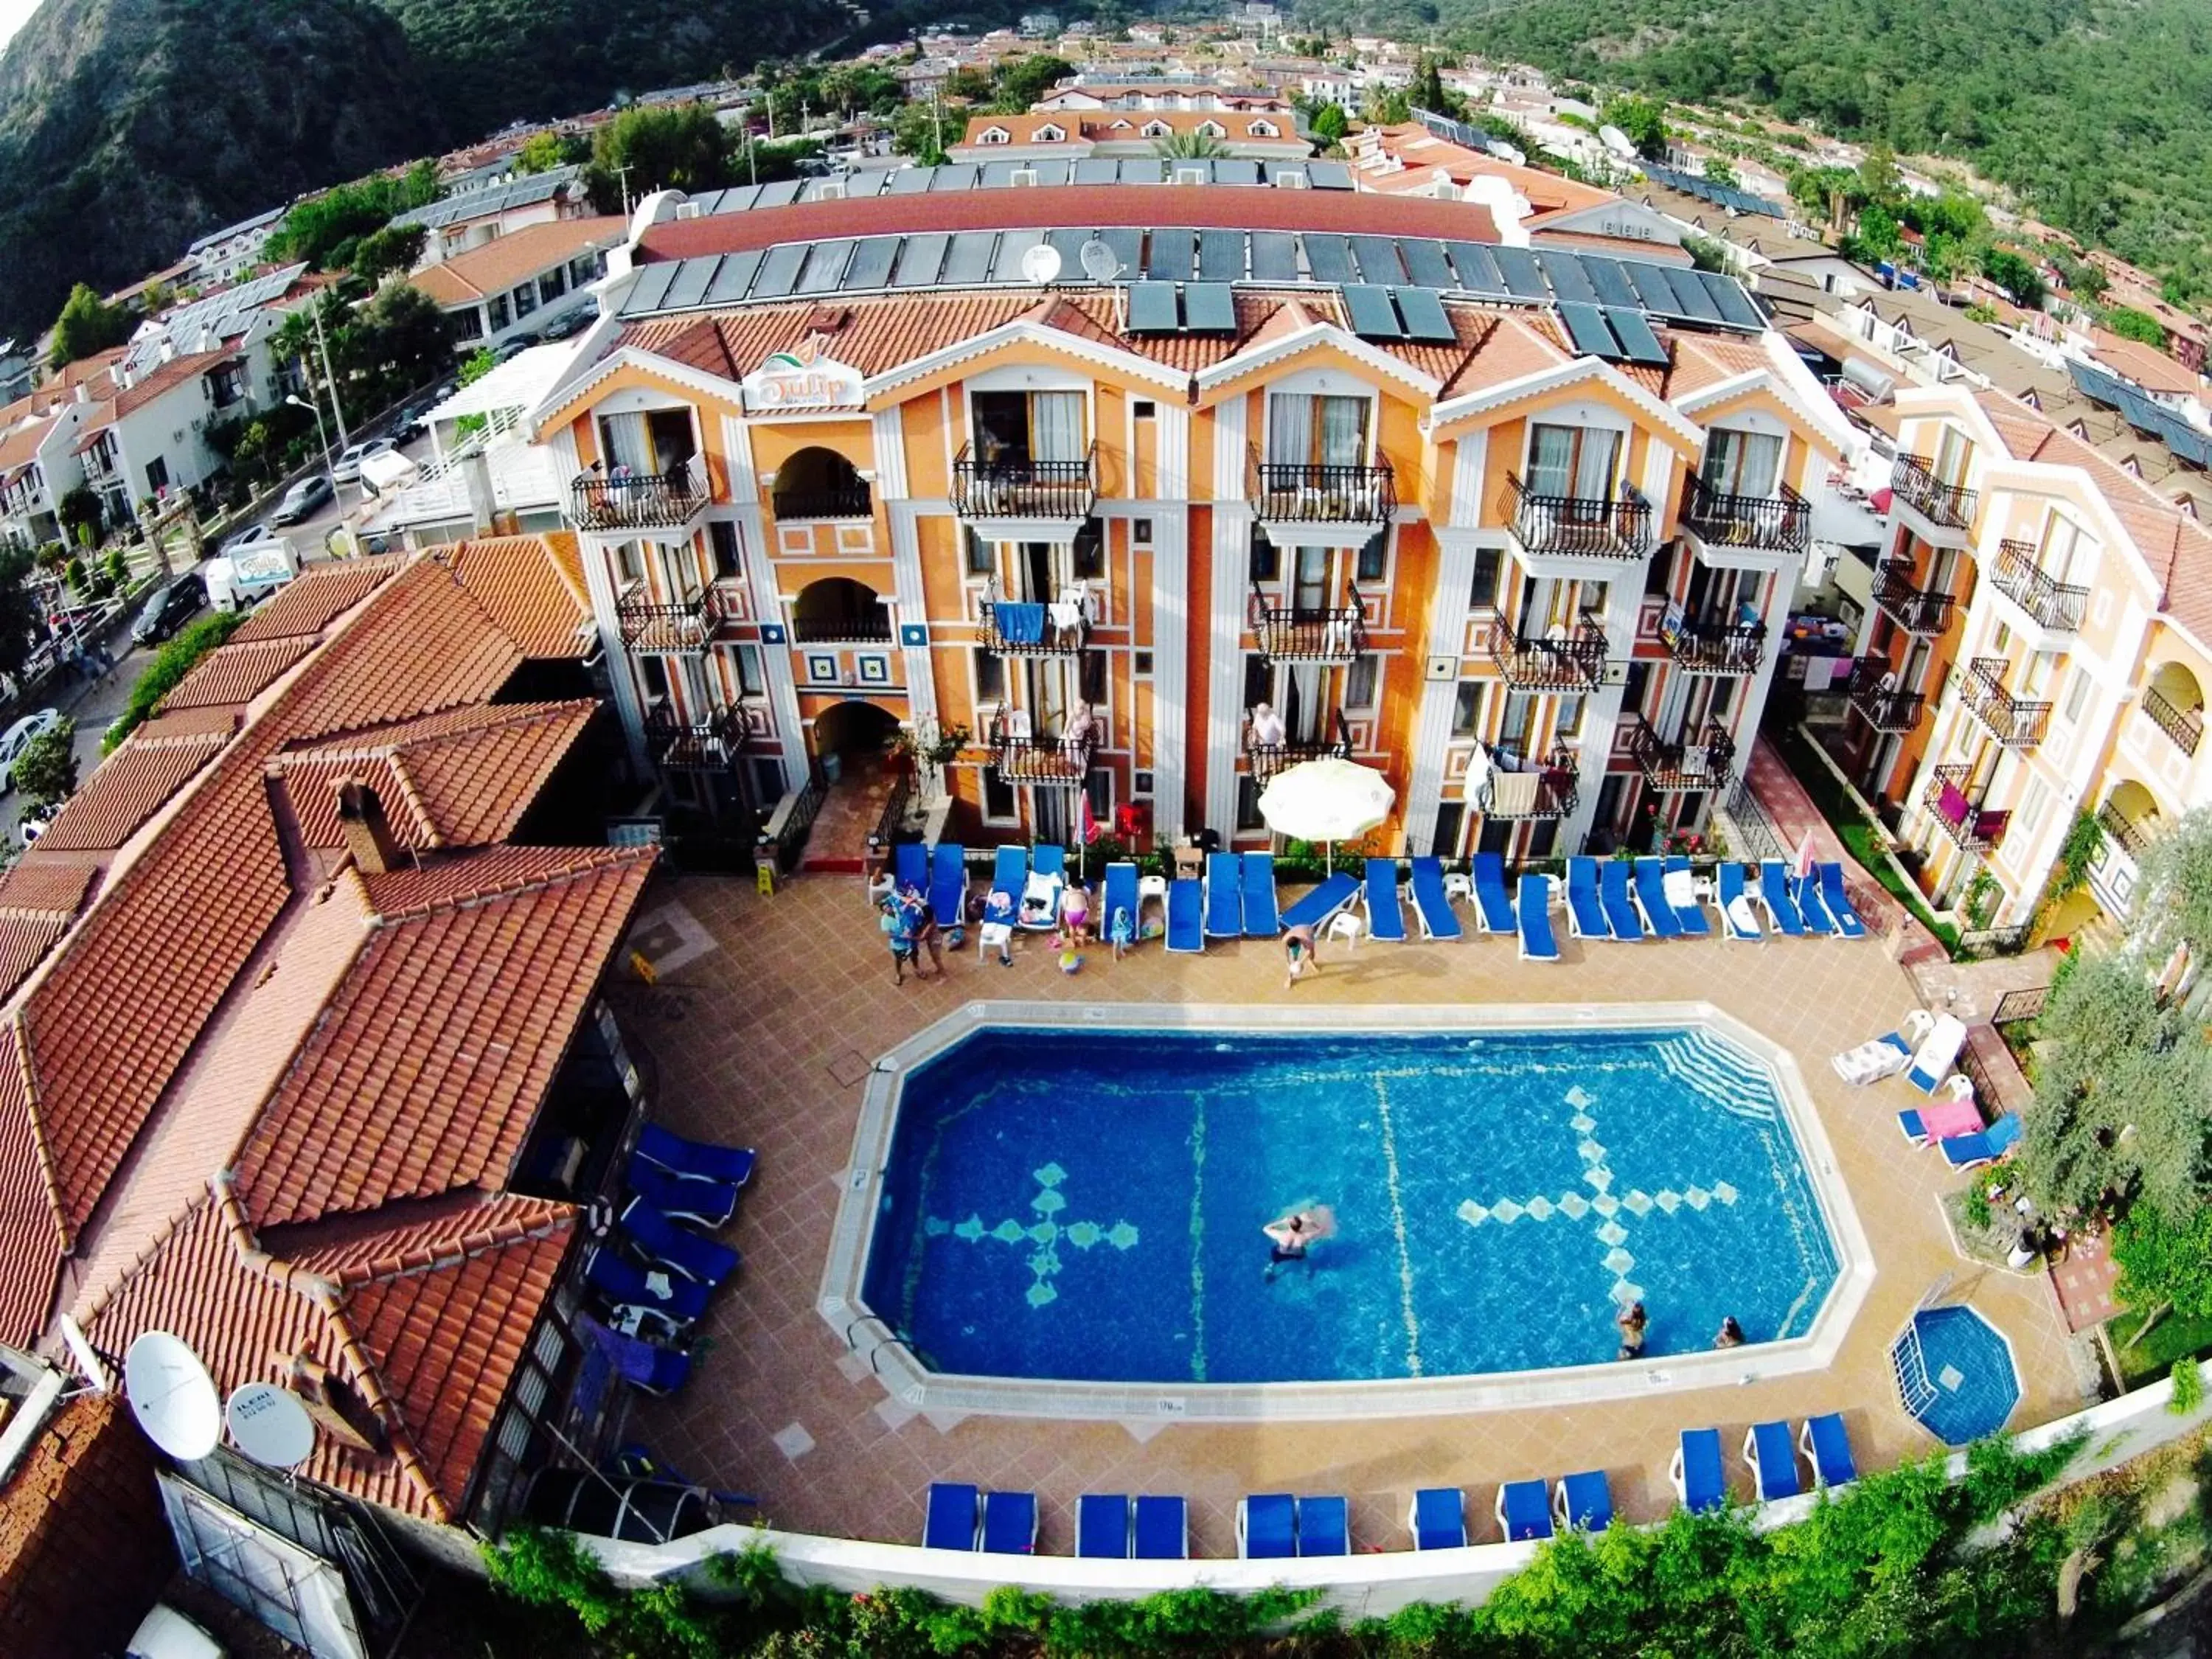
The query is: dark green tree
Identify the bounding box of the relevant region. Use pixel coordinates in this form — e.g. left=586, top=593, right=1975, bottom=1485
left=992, top=55, right=1074, bottom=114
left=351, top=223, right=426, bottom=282
left=0, top=549, right=44, bottom=680
left=47, top=283, right=131, bottom=370
left=10, top=717, right=75, bottom=807
left=1310, top=102, right=1349, bottom=146
left=1982, top=248, right=2045, bottom=307
left=582, top=104, right=735, bottom=213
left=2107, top=305, right=2169, bottom=347
left=1601, top=93, right=1669, bottom=158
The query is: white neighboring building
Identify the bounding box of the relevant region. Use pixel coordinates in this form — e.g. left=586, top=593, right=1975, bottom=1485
left=184, top=205, right=287, bottom=288
left=392, top=167, right=591, bottom=268
left=74, top=347, right=254, bottom=521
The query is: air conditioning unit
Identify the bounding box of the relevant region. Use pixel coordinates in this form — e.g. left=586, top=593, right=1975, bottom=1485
left=817, top=179, right=846, bottom=200
left=673, top=201, right=702, bottom=220
left=1175, top=166, right=1207, bottom=187
left=1011, top=169, right=1039, bottom=187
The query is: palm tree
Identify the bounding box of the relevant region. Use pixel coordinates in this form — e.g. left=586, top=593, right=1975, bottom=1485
left=1152, top=130, right=1230, bottom=161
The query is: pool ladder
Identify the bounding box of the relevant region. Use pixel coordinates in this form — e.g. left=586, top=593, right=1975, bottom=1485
left=1891, top=1320, right=1938, bottom=1418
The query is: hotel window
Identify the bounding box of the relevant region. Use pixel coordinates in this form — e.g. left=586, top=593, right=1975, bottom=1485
left=638, top=654, right=671, bottom=704
left=1133, top=517, right=1153, bottom=544
left=1933, top=423, right=1972, bottom=486
left=597, top=409, right=697, bottom=478
left=1700, top=428, right=1783, bottom=497
left=1526, top=422, right=1621, bottom=501
left=1134, top=650, right=1153, bottom=677
left=2039, top=511, right=2093, bottom=582
left=2017, top=777, right=2051, bottom=839
left=512, top=280, right=539, bottom=318
left=1248, top=528, right=1280, bottom=582
left=1080, top=649, right=1107, bottom=704
left=538, top=266, right=568, bottom=304
left=973, top=647, right=1005, bottom=706
left=731, top=644, right=765, bottom=698
left=964, top=529, right=995, bottom=577
left=1236, top=774, right=1264, bottom=831
left=2063, top=669, right=2090, bottom=723
left=613, top=540, right=643, bottom=583
left=983, top=766, right=1018, bottom=821
left=1469, top=546, right=1502, bottom=609
left=1354, top=530, right=1388, bottom=583
left=970, top=389, right=1085, bottom=467
left=709, top=519, right=742, bottom=579
left=1554, top=693, right=1586, bottom=740
left=487, top=293, right=511, bottom=332
left=1073, top=519, right=1105, bottom=580
left=1345, top=654, right=1378, bottom=710
left=1499, top=690, right=1539, bottom=756
left=452, top=308, right=484, bottom=341
left=1432, top=801, right=1465, bottom=857
left=1267, top=393, right=1368, bottom=469
left=1450, top=680, right=1484, bottom=739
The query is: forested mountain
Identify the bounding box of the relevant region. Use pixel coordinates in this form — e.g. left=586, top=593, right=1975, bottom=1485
left=1302, top=0, right=2212, bottom=293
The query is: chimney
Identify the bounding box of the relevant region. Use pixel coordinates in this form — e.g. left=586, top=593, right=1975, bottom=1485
left=158, top=335, right=177, bottom=364
left=333, top=776, right=403, bottom=874
left=282, top=1356, right=380, bottom=1453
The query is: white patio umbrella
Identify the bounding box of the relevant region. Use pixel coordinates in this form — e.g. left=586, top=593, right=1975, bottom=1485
left=1257, top=757, right=1395, bottom=874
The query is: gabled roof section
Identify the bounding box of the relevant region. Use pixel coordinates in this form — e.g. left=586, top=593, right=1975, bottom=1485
left=1194, top=311, right=1446, bottom=399
left=231, top=556, right=407, bottom=644
left=437, top=535, right=591, bottom=659
left=114, top=350, right=234, bottom=420
left=1427, top=347, right=1708, bottom=454
left=0, top=1019, right=66, bottom=1346
left=159, top=637, right=316, bottom=712
left=33, top=729, right=227, bottom=852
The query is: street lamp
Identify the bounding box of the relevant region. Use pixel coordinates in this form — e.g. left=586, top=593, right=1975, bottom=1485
left=286, top=392, right=333, bottom=486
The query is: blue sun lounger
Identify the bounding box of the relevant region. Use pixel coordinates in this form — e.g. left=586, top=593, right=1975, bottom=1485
left=1297, top=1495, right=1349, bottom=1555
left=1759, top=859, right=1807, bottom=935
left=1517, top=874, right=1559, bottom=961
left=1204, top=852, right=1243, bottom=937
left=1242, top=851, right=1279, bottom=937
left=893, top=841, right=928, bottom=898
left=1801, top=1413, right=1857, bottom=1487
left=1280, top=870, right=1360, bottom=930
left=625, top=1155, right=738, bottom=1229
left=1632, top=858, right=1682, bottom=939
left=982, top=1489, right=1037, bottom=1554
left=924, top=1482, right=981, bottom=1550
left=618, top=1197, right=740, bottom=1287
left=1599, top=860, right=1644, bottom=940
left=1794, top=871, right=1839, bottom=936
left=1102, top=860, right=1139, bottom=950
left=1133, top=1495, right=1187, bottom=1559
left=1939, top=1113, right=2023, bottom=1169
left=1497, top=1480, right=1554, bottom=1542
left=1238, top=1492, right=1295, bottom=1559
left=1077, top=1494, right=1130, bottom=1558
left=1166, top=877, right=1204, bottom=952
left=987, top=844, right=1026, bottom=914
left=1745, top=1421, right=1802, bottom=1502
left=930, top=844, right=967, bottom=927
left=583, top=1245, right=709, bottom=1323
left=1717, top=861, right=1762, bottom=940
left=1817, top=862, right=1868, bottom=937
left=1565, top=857, right=1607, bottom=938
left=1023, top=844, right=1066, bottom=930
left=1408, top=856, right=1463, bottom=940
left=1554, top=1470, right=1613, bottom=1533
left=635, top=1121, right=757, bottom=1189
left=1672, top=1428, right=1728, bottom=1514
left=1364, top=858, right=1406, bottom=941
left=1664, top=855, right=1711, bottom=936
left=1472, top=851, right=1516, bottom=933
left=1411, top=1487, right=1466, bottom=1549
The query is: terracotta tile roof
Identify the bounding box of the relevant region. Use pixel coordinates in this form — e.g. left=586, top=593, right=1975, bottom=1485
left=0, top=413, right=55, bottom=476
left=437, top=535, right=591, bottom=658
left=33, top=730, right=226, bottom=852
left=0, top=863, right=97, bottom=1006
left=230, top=555, right=407, bottom=644
left=956, top=110, right=1299, bottom=147
left=408, top=216, right=626, bottom=307
left=0, top=1020, right=66, bottom=1346
left=112, top=350, right=234, bottom=420
left=159, top=636, right=316, bottom=712
left=272, top=700, right=597, bottom=849
left=234, top=844, right=655, bottom=1227
left=131, top=705, right=241, bottom=742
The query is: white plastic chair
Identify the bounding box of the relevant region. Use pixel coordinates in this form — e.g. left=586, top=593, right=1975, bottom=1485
left=1325, top=910, right=1365, bottom=949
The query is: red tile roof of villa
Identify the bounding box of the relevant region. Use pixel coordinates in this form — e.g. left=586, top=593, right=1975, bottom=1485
left=156, top=636, right=316, bottom=712
left=32, top=728, right=228, bottom=852
left=231, top=555, right=406, bottom=644
left=437, top=534, right=592, bottom=658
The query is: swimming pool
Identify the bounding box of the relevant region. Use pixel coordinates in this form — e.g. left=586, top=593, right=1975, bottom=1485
left=844, top=1009, right=1853, bottom=1402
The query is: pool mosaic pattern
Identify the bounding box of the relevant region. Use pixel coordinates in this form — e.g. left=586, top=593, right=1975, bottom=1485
left=863, top=1028, right=1842, bottom=1385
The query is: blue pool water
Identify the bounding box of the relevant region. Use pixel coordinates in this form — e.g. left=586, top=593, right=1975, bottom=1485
left=861, top=1026, right=1843, bottom=1384
left=1896, top=1307, right=2020, bottom=1444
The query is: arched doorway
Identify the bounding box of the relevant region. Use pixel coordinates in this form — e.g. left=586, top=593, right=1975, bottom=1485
left=791, top=577, right=891, bottom=643
left=813, top=699, right=900, bottom=765
left=773, top=448, right=872, bottom=521
left=805, top=700, right=905, bottom=871
left=2144, top=661, right=2205, bottom=757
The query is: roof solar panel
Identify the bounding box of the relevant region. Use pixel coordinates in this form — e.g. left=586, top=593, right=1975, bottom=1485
left=1215, top=159, right=1261, bottom=186
left=990, top=230, right=1044, bottom=282
left=661, top=259, right=717, bottom=310
left=1127, top=282, right=1180, bottom=333
left=1394, top=285, right=1457, bottom=343
left=842, top=237, right=899, bottom=291
left=931, top=164, right=978, bottom=191
left=1666, top=270, right=1724, bottom=322
left=750, top=243, right=806, bottom=299
left=1099, top=227, right=1141, bottom=279
left=1343, top=283, right=1403, bottom=338
left=1536, top=251, right=1598, bottom=305
left=979, top=162, right=1019, bottom=189
left=1580, top=257, right=1640, bottom=309
left=1251, top=231, right=1298, bottom=282
left=1349, top=237, right=1404, bottom=285
left=1183, top=282, right=1238, bottom=333
left=891, top=233, right=947, bottom=288
left=619, top=261, right=678, bottom=316
left=886, top=168, right=933, bottom=195
left=1199, top=229, right=1245, bottom=282
left=842, top=171, right=890, bottom=199
left=754, top=179, right=803, bottom=209
left=1120, top=157, right=1165, bottom=184
left=1398, top=240, right=1455, bottom=289
left=1302, top=234, right=1353, bottom=285
left=797, top=240, right=853, bottom=293
left=1445, top=241, right=1505, bottom=295
left=711, top=184, right=762, bottom=215
left=1557, top=301, right=1622, bottom=360
left=1624, top=261, right=1681, bottom=314
left=1601, top=306, right=1669, bottom=366
left=703, top=249, right=762, bottom=305
left=1146, top=229, right=1194, bottom=280
left=1306, top=161, right=1354, bottom=190
left=1491, top=246, right=1549, bottom=300
left=940, top=233, right=995, bottom=285
left=1046, top=227, right=1092, bottom=276
left=1699, top=271, right=1766, bottom=330
left=1073, top=159, right=1119, bottom=184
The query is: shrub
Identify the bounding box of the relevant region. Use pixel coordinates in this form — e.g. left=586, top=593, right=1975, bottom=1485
left=10, top=717, right=75, bottom=806
left=2171, top=1358, right=2204, bottom=1416
left=104, top=611, right=246, bottom=752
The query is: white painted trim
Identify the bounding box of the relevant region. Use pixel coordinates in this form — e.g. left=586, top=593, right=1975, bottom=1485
left=871, top=407, right=909, bottom=501
left=530, top=344, right=744, bottom=439
left=1206, top=509, right=1250, bottom=835
left=1211, top=394, right=1248, bottom=501
left=1427, top=354, right=1705, bottom=453
left=1149, top=510, right=1189, bottom=840
left=1193, top=321, right=1441, bottom=399
left=1153, top=402, right=1190, bottom=502
left=865, top=319, right=1188, bottom=400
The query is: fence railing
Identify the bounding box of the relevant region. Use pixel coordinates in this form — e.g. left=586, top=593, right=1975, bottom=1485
left=1926, top=764, right=2008, bottom=852
left=1661, top=613, right=1766, bottom=675
left=571, top=464, right=709, bottom=531
left=1992, top=986, right=2049, bottom=1026
left=1890, top=453, right=1978, bottom=530
left=1716, top=774, right=1788, bottom=866
left=2141, top=684, right=2205, bottom=757
left=951, top=445, right=1096, bottom=521
left=1629, top=715, right=1736, bottom=791
left=758, top=763, right=827, bottom=872
left=1847, top=658, right=1926, bottom=733
left=1480, top=746, right=1579, bottom=819
left=1871, top=560, right=1955, bottom=636
left=646, top=702, right=748, bottom=772
left=866, top=771, right=913, bottom=858
left=1679, top=476, right=1810, bottom=552
left=790, top=611, right=894, bottom=644
left=2098, top=799, right=2157, bottom=858
left=1251, top=460, right=1396, bottom=524
left=1501, top=473, right=1652, bottom=558
left=1249, top=580, right=1368, bottom=661
left=1486, top=616, right=1608, bottom=689
left=988, top=713, right=1095, bottom=785
left=1990, top=539, right=2089, bottom=633
left=1961, top=658, right=2051, bottom=751
left=1956, top=923, right=2033, bottom=959
left=1244, top=709, right=1352, bottom=786
left=772, top=484, right=874, bottom=521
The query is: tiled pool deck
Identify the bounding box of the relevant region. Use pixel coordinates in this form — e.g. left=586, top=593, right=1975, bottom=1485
left=616, top=871, right=2084, bottom=1559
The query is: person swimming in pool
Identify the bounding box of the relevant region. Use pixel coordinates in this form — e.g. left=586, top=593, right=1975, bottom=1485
left=1615, top=1300, right=1648, bottom=1360
left=1262, top=1206, right=1335, bottom=1281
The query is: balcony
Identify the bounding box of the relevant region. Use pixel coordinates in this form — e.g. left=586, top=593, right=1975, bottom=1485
left=1679, top=476, right=1810, bottom=562
left=1486, top=616, right=1607, bottom=689
left=1871, top=560, right=1955, bottom=636
left=951, top=444, right=1096, bottom=533
left=1660, top=611, right=1766, bottom=675
left=771, top=483, right=874, bottom=521
left=1245, top=708, right=1352, bottom=787
left=1924, top=764, right=2009, bottom=853
left=1500, top=473, right=1653, bottom=570
left=2141, top=684, right=2204, bottom=758
left=1989, top=540, right=2088, bottom=635
left=1251, top=459, right=1395, bottom=547
left=789, top=612, right=894, bottom=644
left=1630, top=715, right=1736, bottom=792
left=571, top=463, right=709, bottom=533
left=2098, top=798, right=2158, bottom=858
left=1958, top=658, right=2051, bottom=751
left=987, top=710, right=1094, bottom=786
left=616, top=581, right=721, bottom=653
left=979, top=586, right=1088, bottom=657
left=645, top=702, right=748, bottom=772
left=1889, top=453, right=1978, bottom=535
left=1847, top=659, right=1925, bottom=734
left=1479, top=745, right=1579, bottom=819
left=1250, top=580, right=1368, bottom=664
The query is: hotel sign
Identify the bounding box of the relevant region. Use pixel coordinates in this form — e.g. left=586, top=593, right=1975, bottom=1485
left=742, top=349, right=863, bottom=410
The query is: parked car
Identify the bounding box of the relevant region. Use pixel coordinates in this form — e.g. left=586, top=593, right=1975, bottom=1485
left=131, top=572, right=206, bottom=647
left=330, top=437, right=396, bottom=484
left=538, top=306, right=594, bottom=341
left=490, top=332, right=541, bottom=364
left=0, top=709, right=62, bottom=793
left=270, top=473, right=333, bottom=524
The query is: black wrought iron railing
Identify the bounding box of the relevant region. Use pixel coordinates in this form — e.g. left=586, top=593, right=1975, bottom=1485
left=1630, top=715, right=1736, bottom=791
left=616, top=581, right=720, bottom=653
left=572, top=463, right=708, bottom=531
left=1481, top=745, right=1579, bottom=818
left=988, top=712, right=1095, bottom=785
left=772, top=484, right=874, bottom=521
left=1991, top=540, right=2089, bottom=633
left=866, top=772, right=914, bottom=858
left=2097, top=799, right=2157, bottom=858
left=1486, top=616, right=1608, bottom=688
left=789, top=611, right=894, bottom=644
left=1848, top=658, right=1926, bottom=733
left=952, top=443, right=1097, bottom=521
left=1992, top=986, right=2050, bottom=1026
left=1244, top=709, right=1352, bottom=786
left=1871, top=560, right=1955, bottom=636
left=1961, top=658, right=2051, bottom=750
left=758, top=762, right=827, bottom=872
left=978, top=590, right=1088, bottom=656
left=1660, top=613, right=1766, bottom=675
left=1680, top=476, right=1810, bottom=552
left=645, top=702, right=748, bottom=771
left=1251, top=460, right=1396, bottom=524
left=1958, top=923, right=2033, bottom=960
left=1717, top=774, right=1788, bottom=866
left=2141, top=684, right=2205, bottom=757
left=1890, top=453, right=1978, bottom=531
left=1501, top=473, right=1652, bottom=558
left=1249, top=580, right=1368, bottom=661
left=1926, top=764, right=2009, bottom=852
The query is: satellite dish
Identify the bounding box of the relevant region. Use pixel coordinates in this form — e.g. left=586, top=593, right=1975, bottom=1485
left=1599, top=124, right=1635, bottom=158
left=1020, top=243, right=1063, bottom=285
left=1078, top=237, right=1121, bottom=282
left=226, top=1383, right=316, bottom=1470
left=58, top=1313, right=112, bottom=1394
left=125, top=1331, right=222, bottom=1461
